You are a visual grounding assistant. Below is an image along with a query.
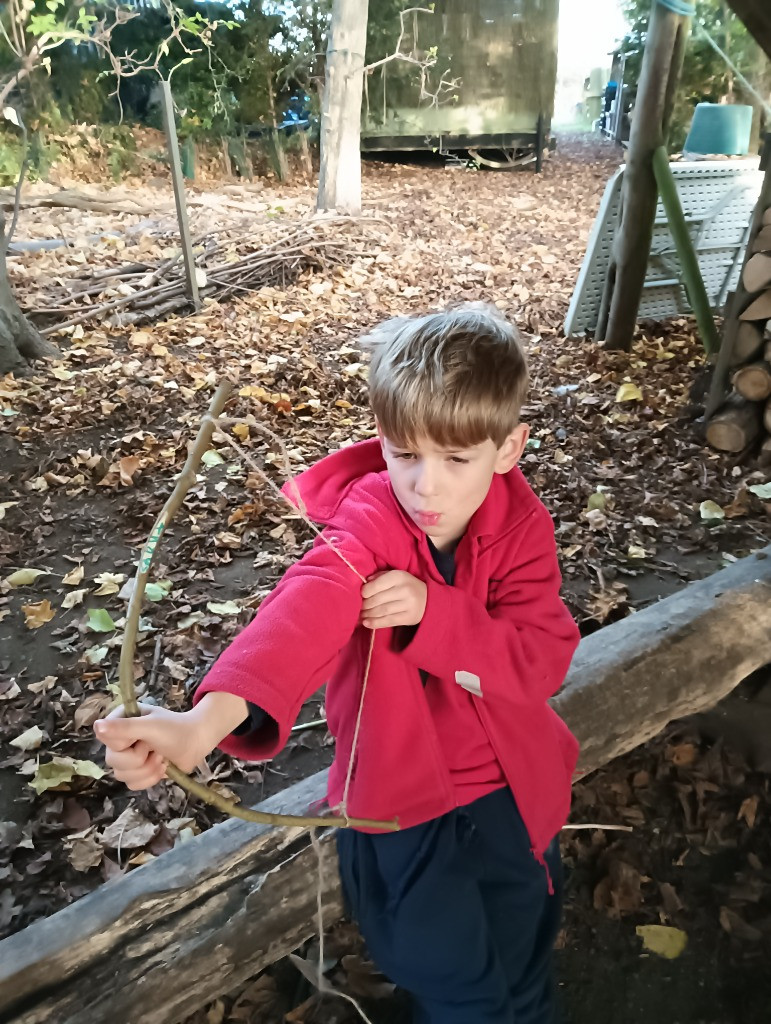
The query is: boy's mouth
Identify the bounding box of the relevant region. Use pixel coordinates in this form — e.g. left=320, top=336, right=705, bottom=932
left=414, top=511, right=441, bottom=527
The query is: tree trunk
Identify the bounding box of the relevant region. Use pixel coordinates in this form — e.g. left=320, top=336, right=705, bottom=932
left=0, top=211, right=58, bottom=375
left=316, top=0, right=368, bottom=216
left=600, top=1, right=690, bottom=350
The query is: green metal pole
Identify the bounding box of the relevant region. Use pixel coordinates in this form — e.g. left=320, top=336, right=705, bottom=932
left=651, top=145, right=720, bottom=356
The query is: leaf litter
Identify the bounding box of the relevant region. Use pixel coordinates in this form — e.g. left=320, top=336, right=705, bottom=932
left=1, top=136, right=770, bottom=1021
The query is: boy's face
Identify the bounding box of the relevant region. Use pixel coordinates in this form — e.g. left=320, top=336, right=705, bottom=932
left=378, top=424, right=529, bottom=552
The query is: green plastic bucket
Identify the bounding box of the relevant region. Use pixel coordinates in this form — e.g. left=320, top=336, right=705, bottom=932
left=684, top=103, right=753, bottom=156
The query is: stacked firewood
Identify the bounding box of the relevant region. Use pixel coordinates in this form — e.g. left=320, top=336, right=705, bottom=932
left=707, top=206, right=771, bottom=466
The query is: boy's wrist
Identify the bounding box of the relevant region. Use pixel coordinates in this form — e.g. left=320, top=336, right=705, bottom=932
left=191, top=691, right=250, bottom=751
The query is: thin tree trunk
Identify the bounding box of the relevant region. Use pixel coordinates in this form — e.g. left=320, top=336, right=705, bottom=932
left=0, top=210, right=58, bottom=374
left=316, top=0, right=368, bottom=216
left=601, top=1, right=691, bottom=351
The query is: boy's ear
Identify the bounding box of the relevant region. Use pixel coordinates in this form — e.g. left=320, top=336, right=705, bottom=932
left=494, top=423, right=530, bottom=474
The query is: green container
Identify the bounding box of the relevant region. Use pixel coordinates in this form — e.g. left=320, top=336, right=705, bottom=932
left=684, top=103, right=753, bottom=156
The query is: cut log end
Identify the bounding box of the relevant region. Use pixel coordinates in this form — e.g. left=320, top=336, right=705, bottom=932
left=730, top=322, right=766, bottom=366
left=751, top=224, right=771, bottom=255
left=740, top=289, right=771, bottom=323
left=706, top=398, right=762, bottom=453
left=743, top=253, right=771, bottom=294
left=732, top=362, right=771, bottom=402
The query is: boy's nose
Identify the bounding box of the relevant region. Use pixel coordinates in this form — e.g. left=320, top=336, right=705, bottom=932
left=414, top=466, right=438, bottom=497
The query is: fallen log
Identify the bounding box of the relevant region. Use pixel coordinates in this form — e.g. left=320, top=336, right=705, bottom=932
left=0, top=188, right=162, bottom=216
left=1, top=547, right=770, bottom=1024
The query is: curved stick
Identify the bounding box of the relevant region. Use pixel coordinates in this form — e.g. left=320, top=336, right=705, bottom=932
left=118, top=382, right=398, bottom=832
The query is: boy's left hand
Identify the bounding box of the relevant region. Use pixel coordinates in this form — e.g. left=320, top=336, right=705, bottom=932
left=361, top=571, right=427, bottom=630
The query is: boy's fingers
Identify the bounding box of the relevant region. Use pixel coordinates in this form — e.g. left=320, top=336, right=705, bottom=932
left=361, top=572, right=401, bottom=599
left=363, top=614, right=400, bottom=630
left=93, top=717, right=147, bottom=753
left=117, top=766, right=166, bottom=791
left=94, top=706, right=168, bottom=752
left=105, top=740, right=153, bottom=772
left=362, top=599, right=404, bottom=621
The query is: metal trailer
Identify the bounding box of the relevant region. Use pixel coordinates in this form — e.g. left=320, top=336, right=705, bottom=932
left=361, top=0, right=560, bottom=170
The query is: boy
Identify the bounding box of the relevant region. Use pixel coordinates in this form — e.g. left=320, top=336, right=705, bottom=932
left=95, top=306, right=580, bottom=1024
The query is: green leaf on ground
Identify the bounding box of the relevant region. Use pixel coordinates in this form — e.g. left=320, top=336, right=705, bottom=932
left=87, top=608, right=117, bottom=632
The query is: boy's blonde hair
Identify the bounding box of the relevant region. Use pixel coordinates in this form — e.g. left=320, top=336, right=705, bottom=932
left=361, top=305, right=528, bottom=449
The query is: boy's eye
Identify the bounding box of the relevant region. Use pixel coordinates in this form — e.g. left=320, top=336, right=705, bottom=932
left=449, top=456, right=469, bottom=464
left=394, top=452, right=415, bottom=460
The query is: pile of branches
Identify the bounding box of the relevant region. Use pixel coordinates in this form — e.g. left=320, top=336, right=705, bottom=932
left=21, top=220, right=376, bottom=334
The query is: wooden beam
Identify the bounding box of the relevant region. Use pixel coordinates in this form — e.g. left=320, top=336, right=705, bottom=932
left=724, top=0, right=771, bottom=61
left=1, top=547, right=770, bottom=1024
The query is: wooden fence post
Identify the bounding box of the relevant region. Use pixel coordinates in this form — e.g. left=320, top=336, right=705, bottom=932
left=159, top=79, right=201, bottom=311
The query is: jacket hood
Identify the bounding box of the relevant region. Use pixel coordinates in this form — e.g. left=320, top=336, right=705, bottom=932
left=281, top=438, right=387, bottom=523
left=282, top=438, right=542, bottom=548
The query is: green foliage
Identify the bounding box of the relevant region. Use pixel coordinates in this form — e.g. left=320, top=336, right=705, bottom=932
left=0, top=127, right=59, bottom=185
left=619, top=0, right=768, bottom=151
left=101, top=124, right=138, bottom=180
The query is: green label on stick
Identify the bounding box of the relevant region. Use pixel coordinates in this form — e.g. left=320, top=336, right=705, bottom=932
left=139, top=520, right=166, bottom=575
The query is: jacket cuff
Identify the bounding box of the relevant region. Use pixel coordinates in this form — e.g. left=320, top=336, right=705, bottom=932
left=194, top=668, right=292, bottom=761
left=401, top=579, right=456, bottom=678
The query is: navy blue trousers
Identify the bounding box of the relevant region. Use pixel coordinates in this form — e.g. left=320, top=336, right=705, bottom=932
left=337, top=787, right=562, bottom=1024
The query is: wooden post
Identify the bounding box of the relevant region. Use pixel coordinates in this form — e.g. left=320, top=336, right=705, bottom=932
left=599, top=0, right=691, bottom=350
left=159, top=79, right=201, bottom=311
left=651, top=145, right=720, bottom=355
left=535, top=112, right=544, bottom=174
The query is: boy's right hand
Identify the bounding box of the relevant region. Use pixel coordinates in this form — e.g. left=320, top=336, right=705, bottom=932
left=93, top=703, right=213, bottom=790
left=93, top=692, right=248, bottom=791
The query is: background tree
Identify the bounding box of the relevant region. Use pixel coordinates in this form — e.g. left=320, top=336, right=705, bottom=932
left=0, top=0, right=232, bottom=375
left=316, top=0, right=368, bottom=215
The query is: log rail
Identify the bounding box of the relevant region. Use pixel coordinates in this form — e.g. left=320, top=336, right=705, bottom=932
left=1, top=547, right=770, bottom=1024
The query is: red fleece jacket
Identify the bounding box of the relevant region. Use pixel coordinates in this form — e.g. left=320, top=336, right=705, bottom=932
left=194, top=438, right=580, bottom=856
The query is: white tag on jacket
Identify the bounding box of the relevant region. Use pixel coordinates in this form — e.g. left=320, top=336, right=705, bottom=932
left=455, top=670, right=482, bottom=697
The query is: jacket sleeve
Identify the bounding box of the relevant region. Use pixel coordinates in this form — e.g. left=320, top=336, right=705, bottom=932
left=400, top=505, right=579, bottom=706
left=193, top=530, right=378, bottom=761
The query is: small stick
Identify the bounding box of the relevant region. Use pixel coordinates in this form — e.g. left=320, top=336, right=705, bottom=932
left=562, top=823, right=634, bottom=832
left=292, top=717, right=328, bottom=733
